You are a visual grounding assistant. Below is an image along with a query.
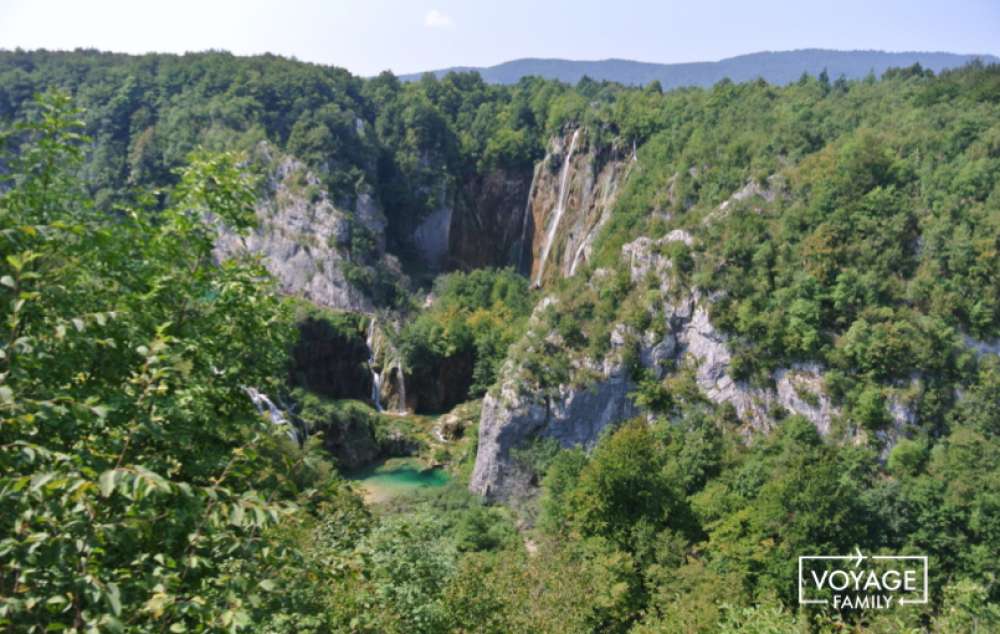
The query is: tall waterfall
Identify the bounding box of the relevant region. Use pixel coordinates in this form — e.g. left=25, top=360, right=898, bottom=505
left=366, top=317, right=383, bottom=412
left=534, top=129, right=580, bottom=287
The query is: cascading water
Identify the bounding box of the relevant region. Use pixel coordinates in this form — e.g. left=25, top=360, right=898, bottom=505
left=568, top=238, right=589, bottom=277
left=534, top=129, right=580, bottom=287
left=366, top=318, right=410, bottom=415
left=395, top=363, right=407, bottom=415
left=366, top=318, right=383, bottom=412
left=244, top=386, right=303, bottom=445
left=568, top=162, right=620, bottom=277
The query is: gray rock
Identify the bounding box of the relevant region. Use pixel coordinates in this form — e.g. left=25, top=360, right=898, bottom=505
left=471, top=232, right=854, bottom=502
left=413, top=202, right=453, bottom=269
left=964, top=334, right=1000, bottom=358
left=214, top=147, right=392, bottom=312
left=775, top=364, right=839, bottom=435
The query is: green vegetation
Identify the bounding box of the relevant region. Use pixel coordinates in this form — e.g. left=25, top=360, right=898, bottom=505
left=400, top=267, right=532, bottom=407
left=2, top=50, right=1000, bottom=632
left=0, top=92, right=520, bottom=633
left=455, top=405, right=999, bottom=632
left=0, top=93, right=329, bottom=631
left=0, top=50, right=594, bottom=262
left=525, top=62, right=1000, bottom=441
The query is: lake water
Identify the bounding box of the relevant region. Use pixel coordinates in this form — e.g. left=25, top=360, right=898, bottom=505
left=350, top=457, right=449, bottom=503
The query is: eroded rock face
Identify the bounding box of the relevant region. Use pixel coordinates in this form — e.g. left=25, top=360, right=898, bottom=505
left=413, top=202, right=453, bottom=270
left=775, top=365, right=838, bottom=435
left=471, top=230, right=842, bottom=501
left=471, top=355, right=639, bottom=499
left=525, top=130, right=632, bottom=285
left=214, top=145, right=388, bottom=312
left=449, top=169, right=534, bottom=270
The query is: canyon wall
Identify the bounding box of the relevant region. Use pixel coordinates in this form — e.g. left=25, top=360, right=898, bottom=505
left=524, top=129, right=632, bottom=285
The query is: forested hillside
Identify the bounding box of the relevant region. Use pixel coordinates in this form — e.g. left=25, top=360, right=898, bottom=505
left=1, top=49, right=999, bottom=632
left=400, top=49, right=998, bottom=88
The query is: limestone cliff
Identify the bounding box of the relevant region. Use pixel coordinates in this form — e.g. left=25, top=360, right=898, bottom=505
left=471, top=228, right=844, bottom=501
left=524, top=129, right=632, bottom=285
left=448, top=169, right=535, bottom=271
left=217, top=130, right=628, bottom=315
left=214, top=143, right=397, bottom=312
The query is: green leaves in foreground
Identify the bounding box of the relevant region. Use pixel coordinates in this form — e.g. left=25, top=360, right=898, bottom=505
left=0, top=92, right=338, bottom=632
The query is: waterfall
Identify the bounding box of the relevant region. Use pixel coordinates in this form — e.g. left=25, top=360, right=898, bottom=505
left=396, top=363, right=407, bottom=415
left=534, top=129, right=580, bottom=287
left=366, top=318, right=383, bottom=412
left=244, top=386, right=302, bottom=445
left=568, top=163, right=619, bottom=277
left=568, top=239, right=589, bottom=277
left=365, top=317, right=409, bottom=415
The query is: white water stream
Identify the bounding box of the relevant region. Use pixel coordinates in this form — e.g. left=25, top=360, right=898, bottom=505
left=367, top=318, right=383, bottom=412
left=366, top=317, right=407, bottom=414
left=533, top=129, right=580, bottom=287
left=244, top=386, right=302, bottom=444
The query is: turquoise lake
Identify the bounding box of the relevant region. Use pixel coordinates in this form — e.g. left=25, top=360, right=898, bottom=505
left=350, top=457, right=450, bottom=503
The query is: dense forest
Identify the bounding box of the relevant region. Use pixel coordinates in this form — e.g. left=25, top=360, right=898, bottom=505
left=1, top=49, right=1000, bottom=633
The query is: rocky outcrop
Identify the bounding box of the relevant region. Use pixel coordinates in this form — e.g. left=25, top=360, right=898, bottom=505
left=523, top=129, right=632, bottom=285
left=964, top=335, right=1000, bottom=358
left=214, top=144, right=393, bottom=312
left=702, top=174, right=784, bottom=225
left=471, top=229, right=842, bottom=501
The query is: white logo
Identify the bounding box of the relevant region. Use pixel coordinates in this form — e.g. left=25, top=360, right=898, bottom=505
left=799, top=548, right=928, bottom=609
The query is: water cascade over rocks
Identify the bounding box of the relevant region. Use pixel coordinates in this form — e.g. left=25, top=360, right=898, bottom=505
left=534, top=129, right=581, bottom=287
left=244, top=387, right=305, bottom=445
left=395, top=365, right=407, bottom=415
left=366, top=318, right=384, bottom=412
left=365, top=317, right=409, bottom=415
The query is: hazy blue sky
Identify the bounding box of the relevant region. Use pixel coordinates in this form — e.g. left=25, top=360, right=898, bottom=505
left=1, top=0, right=997, bottom=76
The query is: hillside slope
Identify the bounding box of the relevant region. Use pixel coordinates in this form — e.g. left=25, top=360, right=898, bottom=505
left=472, top=62, right=1000, bottom=499
left=400, top=49, right=998, bottom=87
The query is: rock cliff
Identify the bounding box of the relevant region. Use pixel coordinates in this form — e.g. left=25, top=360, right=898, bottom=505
left=214, top=144, right=394, bottom=312
left=471, top=227, right=844, bottom=501
left=524, top=129, right=632, bottom=285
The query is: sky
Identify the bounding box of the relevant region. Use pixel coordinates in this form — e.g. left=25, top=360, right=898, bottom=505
left=0, top=0, right=997, bottom=77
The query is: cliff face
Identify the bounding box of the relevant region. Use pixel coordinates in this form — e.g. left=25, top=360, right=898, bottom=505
left=470, top=227, right=846, bottom=501
left=291, top=316, right=372, bottom=401
left=216, top=130, right=625, bottom=315
left=524, top=129, right=632, bottom=285
left=447, top=169, right=534, bottom=271
left=412, top=128, right=629, bottom=278
left=214, top=144, right=394, bottom=312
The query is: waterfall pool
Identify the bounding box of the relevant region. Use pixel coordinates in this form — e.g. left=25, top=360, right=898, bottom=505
left=349, top=458, right=450, bottom=503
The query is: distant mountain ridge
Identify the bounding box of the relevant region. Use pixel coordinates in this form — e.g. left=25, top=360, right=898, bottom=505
left=399, top=49, right=998, bottom=87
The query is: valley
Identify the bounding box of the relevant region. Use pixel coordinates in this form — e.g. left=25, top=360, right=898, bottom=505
left=1, top=48, right=999, bottom=632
